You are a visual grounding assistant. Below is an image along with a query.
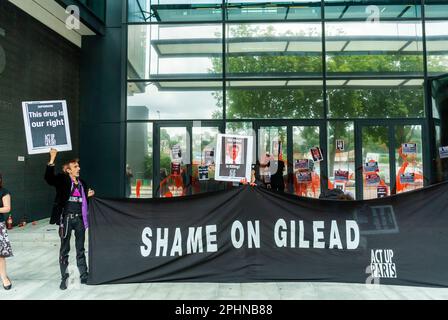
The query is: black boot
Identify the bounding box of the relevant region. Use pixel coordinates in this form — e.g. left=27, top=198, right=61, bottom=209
left=60, top=277, right=68, bottom=290
left=80, top=273, right=88, bottom=284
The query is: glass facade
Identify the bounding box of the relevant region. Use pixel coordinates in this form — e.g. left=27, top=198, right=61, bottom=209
left=126, top=0, right=447, bottom=199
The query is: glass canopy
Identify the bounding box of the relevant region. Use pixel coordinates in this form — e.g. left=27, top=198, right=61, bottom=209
left=126, top=0, right=448, bottom=23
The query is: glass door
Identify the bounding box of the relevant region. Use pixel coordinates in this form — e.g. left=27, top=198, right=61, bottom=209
left=359, top=125, right=391, bottom=200
left=292, top=126, right=321, bottom=198
left=394, top=124, right=424, bottom=194
left=257, top=126, right=289, bottom=192
left=356, top=121, right=426, bottom=200
left=155, top=124, right=190, bottom=198
left=153, top=122, right=224, bottom=198
left=191, top=125, right=226, bottom=195
left=327, top=121, right=356, bottom=198
left=254, top=121, right=325, bottom=197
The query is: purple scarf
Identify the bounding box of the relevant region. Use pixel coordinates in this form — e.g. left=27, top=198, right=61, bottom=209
left=71, top=180, right=89, bottom=229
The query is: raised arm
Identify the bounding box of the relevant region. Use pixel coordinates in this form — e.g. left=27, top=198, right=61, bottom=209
left=44, top=148, right=59, bottom=186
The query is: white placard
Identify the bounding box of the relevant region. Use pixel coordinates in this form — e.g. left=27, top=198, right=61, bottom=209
left=402, top=143, right=417, bottom=155
left=215, top=134, right=253, bottom=183
left=439, top=146, right=448, bottom=159
left=22, top=100, right=72, bottom=155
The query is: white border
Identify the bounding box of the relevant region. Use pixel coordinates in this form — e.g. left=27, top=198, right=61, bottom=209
left=215, top=134, right=253, bottom=183
left=22, top=100, right=72, bottom=155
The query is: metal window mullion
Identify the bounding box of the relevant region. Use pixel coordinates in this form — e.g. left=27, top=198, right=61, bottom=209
left=287, top=125, right=293, bottom=193
left=123, top=2, right=130, bottom=198
left=222, top=0, right=226, bottom=122
left=187, top=123, right=193, bottom=196
left=354, top=121, right=363, bottom=200
left=319, top=120, right=329, bottom=193
left=389, top=125, right=397, bottom=195
left=153, top=123, right=161, bottom=198
left=321, top=0, right=329, bottom=193
left=421, top=0, right=435, bottom=185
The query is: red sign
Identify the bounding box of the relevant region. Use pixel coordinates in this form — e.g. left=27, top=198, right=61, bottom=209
left=310, top=147, right=323, bottom=162
left=334, top=169, right=349, bottom=181
left=366, top=173, right=381, bottom=186
left=171, top=162, right=181, bottom=175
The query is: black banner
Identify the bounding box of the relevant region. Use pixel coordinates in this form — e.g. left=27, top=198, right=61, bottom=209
left=88, top=182, right=448, bottom=287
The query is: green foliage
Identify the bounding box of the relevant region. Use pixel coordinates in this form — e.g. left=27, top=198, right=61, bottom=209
left=210, top=24, right=447, bottom=122
left=145, top=153, right=172, bottom=178
left=209, top=24, right=448, bottom=149
left=226, top=87, right=323, bottom=119
left=160, top=154, right=172, bottom=173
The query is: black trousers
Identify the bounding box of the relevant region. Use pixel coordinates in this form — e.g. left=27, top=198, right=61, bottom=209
left=59, top=214, right=88, bottom=280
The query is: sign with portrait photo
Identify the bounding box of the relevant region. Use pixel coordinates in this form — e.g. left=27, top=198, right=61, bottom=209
left=204, top=149, right=215, bottom=165
left=215, top=134, right=253, bottom=183
left=296, top=172, right=312, bottom=183
left=22, top=100, right=72, bottom=155
left=364, top=161, right=379, bottom=173
left=336, top=140, right=344, bottom=151
left=171, top=162, right=181, bottom=176
left=294, top=159, right=314, bottom=172
left=334, top=169, right=349, bottom=181
left=402, top=143, right=417, bottom=155
left=366, top=173, right=381, bottom=186
left=400, top=173, right=415, bottom=184
left=198, top=166, right=209, bottom=181
left=310, top=147, right=323, bottom=162
left=171, top=144, right=182, bottom=161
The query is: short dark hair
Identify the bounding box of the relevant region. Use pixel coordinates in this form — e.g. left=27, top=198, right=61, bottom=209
left=62, top=159, right=80, bottom=173
left=63, top=159, right=79, bottom=167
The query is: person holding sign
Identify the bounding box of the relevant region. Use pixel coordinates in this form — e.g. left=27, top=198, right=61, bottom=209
left=44, top=148, right=95, bottom=290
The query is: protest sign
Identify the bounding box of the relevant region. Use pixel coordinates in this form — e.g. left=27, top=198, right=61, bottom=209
left=22, top=100, right=72, bottom=155
left=215, top=134, right=253, bottom=183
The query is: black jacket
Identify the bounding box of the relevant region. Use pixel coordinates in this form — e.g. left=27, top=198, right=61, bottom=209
left=269, top=160, right=285, bottom=186
left=44, top=165, right=89, bottom=225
